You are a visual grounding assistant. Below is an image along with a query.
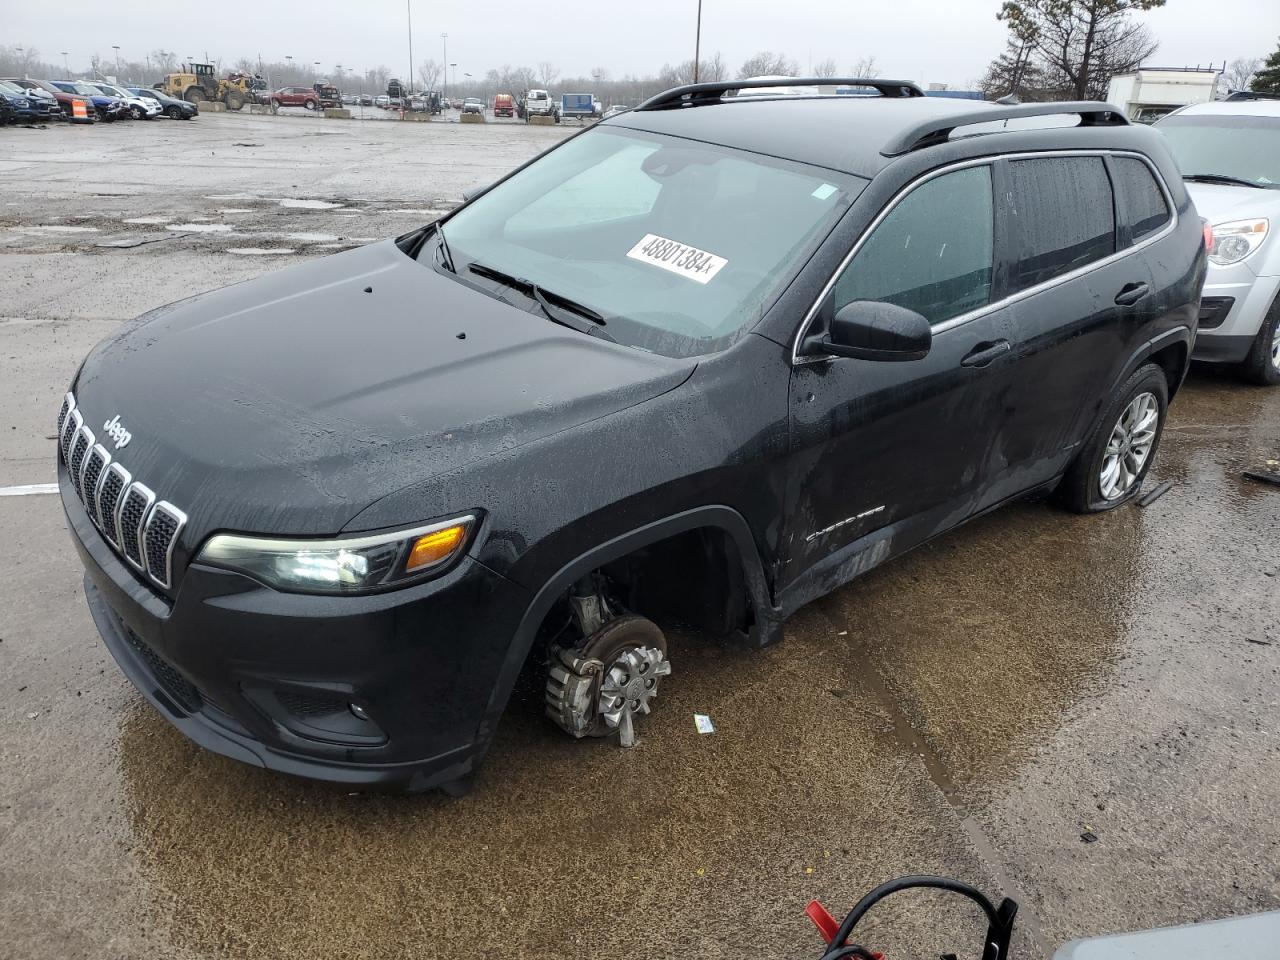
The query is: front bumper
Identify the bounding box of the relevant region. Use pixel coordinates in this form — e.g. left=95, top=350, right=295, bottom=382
left=1192, top=261, right=1280, bottom=364
left=62, top=471, right=531, bottom=791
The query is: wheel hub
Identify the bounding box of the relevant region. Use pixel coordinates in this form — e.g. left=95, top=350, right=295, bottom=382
left=1099, top=391, right=1159, bottom=501
left=598, top=646, right=671, bottom=746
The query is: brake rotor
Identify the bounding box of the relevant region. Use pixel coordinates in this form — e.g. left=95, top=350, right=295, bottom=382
left=545, top=615, right=670, bottom=747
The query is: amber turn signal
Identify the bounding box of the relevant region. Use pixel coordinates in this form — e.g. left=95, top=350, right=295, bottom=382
left=405, top=524, right=468, bottom=572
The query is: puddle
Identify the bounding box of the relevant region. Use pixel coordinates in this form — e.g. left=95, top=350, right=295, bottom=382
left=396, top=209, right=451, bottom=216
left=167, top=223, right=233, bottom=233
left=279, top=199, right=344, bottom=210
left=227, top=247, right=297, bottom=256
left=217, top=208, right=254, bottom=214
left=285, top=232, right=340, bottom=243
left=123, top=216, right=172, bottom=225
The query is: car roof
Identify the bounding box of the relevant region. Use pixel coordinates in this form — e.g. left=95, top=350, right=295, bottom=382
left=1171, top=99, right=1280, bottom=119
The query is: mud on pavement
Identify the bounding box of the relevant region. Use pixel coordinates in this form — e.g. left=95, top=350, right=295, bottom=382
left=2, top=114, right=1279, bottom=960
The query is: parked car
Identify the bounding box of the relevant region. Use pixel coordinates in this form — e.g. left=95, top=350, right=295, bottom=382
left=314, top=83, right=341, bottom=109
left=9, top=78, right=96, bottom=123
left=1155, top=97, right=1280, bottom=384
left=49, top=80, right=127, bottom=121
left=523, top=87, right=558, bottom=121
left=373, top=94, right=390, bottom=108
left=601, top=104, right=631, bottom=120
left=56, top=80, right=1203, bottom=795
left=128, top=86, right=198, bottom=120
left=0, top=78, right=62, bottom=122
left=462, top=97, right=484, bottom=115
left=270, top=86, right=318, bottom=110
left=359, top=93, right=373, bottom=106
left=388, top=96, right=403, bottom=109
left=493, top=93, right=515, bottom=117
left=407, top=95, right=425, bottom=111
left=89, top=81, right=162, bottom=120
left=0, top=89, right=13, bottom=125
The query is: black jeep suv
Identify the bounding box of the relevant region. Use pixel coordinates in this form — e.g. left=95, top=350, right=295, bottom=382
left=58, top=79, right=1204, bottom=794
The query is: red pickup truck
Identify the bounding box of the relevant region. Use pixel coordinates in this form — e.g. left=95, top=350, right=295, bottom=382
left=493, top=93, right=515, bottom=117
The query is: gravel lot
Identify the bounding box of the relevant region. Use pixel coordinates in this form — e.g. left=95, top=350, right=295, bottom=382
left=2, top=112, right=1279, bottom=960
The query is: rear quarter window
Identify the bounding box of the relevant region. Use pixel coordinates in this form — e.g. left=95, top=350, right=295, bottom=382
left=1004, top=156, right=1116, bottom=293
left=1110, top=156, right=1171, bottom=244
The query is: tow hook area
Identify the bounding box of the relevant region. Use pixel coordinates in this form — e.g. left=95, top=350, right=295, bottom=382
left=544, top=599, right=671, bottom=748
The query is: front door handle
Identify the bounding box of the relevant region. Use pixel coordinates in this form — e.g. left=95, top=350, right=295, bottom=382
left=960, top=339, right=1011, bottom=368
left=1114, top=282, right=1150, bottom=306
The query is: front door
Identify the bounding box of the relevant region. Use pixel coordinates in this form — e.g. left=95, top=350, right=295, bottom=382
left=783, top=162, right=1016, bottom=593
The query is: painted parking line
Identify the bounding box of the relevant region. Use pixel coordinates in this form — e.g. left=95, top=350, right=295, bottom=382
left=0, top=483, right=58, bottom=497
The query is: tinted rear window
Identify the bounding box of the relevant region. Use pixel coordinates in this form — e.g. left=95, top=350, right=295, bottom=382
left=1005, top=156, right=1116, bottom=293
left=1111, top=157, right=1170, bottom=244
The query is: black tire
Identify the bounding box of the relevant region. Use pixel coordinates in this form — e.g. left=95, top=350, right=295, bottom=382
left=1058, top=363, right=1169, bottom=513
left=1239, top=294, right=1280, bottom=386
left=167, top=106, right=182, bottom=119
left=184, top=88, right=203, bottom=104
left=130, top=105, right=144, bottom=120
left=304, top=98, right=316, bottom=110
left=225, top=92, right=244, bottom=111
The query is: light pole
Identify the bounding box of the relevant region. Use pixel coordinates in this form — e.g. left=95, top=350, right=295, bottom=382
left=693, top=0, right=703, bottom=83
left=406, top=0, right=414, bottom=97
left=61, top=52, right=70, bottom=74
left=314, top=61, right=320, bottom=83
left=450, top=62, right=457, bottom=92
left=285, top=54, right=293, bottom=81
left=440, top=33, right=448, bottom=100
left=112, top=45, right=121, bottom=80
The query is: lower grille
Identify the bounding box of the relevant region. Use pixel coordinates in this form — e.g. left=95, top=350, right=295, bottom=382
left=123, top=627, right=202, bottom=712
left=1198, top=297, right=1234, bottom=331
left=276, top=691, right=349, bottom=718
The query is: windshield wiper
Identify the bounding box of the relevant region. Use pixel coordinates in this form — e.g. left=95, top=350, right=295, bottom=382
left=1183, top=173, right=1264, bottom=189
left=466, top=261, right=616, bottom=341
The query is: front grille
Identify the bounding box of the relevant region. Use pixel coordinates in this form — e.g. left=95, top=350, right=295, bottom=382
left=58, top=392, right=187, bottom=593
left=123, top=627, right=201, bottom=712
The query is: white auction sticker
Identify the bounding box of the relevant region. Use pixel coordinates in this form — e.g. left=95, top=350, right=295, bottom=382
left=626, top=233, right=728, bottom=284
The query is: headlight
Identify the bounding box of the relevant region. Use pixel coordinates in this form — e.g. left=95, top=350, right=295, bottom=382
left=1209, top=218, right=1269, bottom=266
left=197, top=515, right=475, bottom=594
left=16, top=98, right=30, bottom=108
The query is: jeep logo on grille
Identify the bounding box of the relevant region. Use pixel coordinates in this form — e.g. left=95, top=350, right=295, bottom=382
left=103, top=415, right=132, bottom=450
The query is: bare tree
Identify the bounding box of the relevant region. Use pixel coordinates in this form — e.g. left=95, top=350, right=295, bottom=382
left=537, top=61, right=560, bottom=89
left=658, top=53, right=727, bottom=86
left=850, top=56, right=879, bottom=78
left=812, top=58, right=839, bottom=78
left=150, top=49, right=177, bottom=74
left=738, top=51, right=798, bottom=79
left=512, top=65, right=538, bottom=93
left=419, top=58, right=443, bottom=92
left=1224, top=57, right=1260, bottom=92
left=997, top=0, right=1164, bottom=101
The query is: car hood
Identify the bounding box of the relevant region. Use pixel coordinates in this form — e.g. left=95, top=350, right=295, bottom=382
left=1184, top=181, right=1280, bottom=225
left=73, top=239, right=695, bottom=540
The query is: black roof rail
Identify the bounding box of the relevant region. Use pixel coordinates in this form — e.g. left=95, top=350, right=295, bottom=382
left=636, top=76, right=924, bottom=111
left=1225, top=91, right=1280, bottom=101
left=881, top=101, right=1129, bottom=156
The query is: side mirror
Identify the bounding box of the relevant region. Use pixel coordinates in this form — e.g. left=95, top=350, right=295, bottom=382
left=820, top=300, right=932, bottom=362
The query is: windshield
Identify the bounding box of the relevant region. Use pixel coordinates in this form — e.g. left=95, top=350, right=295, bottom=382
left=0, top=80, right=23, bottom=94
left=432, top=126, right=860, bottom=358
left=70, top=82, right=103, bottom=97
left=1156, top=114, right=1280, bottom=188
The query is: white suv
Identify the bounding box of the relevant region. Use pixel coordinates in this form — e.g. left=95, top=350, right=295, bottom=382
left=92, top=82, right=162, bottom=120
left=1156, top=97, right=1280, bottom=384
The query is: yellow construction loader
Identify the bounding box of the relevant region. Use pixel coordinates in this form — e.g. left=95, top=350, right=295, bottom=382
left=157, top=63, right=256, bottom=110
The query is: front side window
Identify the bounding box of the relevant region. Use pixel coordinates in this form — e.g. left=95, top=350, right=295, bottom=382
left=1005, top=156, right=1116, bottom=293
left=833, top=165, right=994, bottom=326
left=435, top=127, right=862, bottom=357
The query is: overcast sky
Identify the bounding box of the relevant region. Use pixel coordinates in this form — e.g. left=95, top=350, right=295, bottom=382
left=8, top=0, right=1278, bottom=87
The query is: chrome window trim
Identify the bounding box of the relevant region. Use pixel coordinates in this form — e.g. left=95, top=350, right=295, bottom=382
left=790, top=149, right=1179, bottom=365
left=117, top=482, right=156, bottom=573
left=62, top=408, right=83, bottom=463
left=99, top=462, right=132, bottom=549
left=143, top=501, right=188, bottom=589
left=70, top=425, right=95, bottom=498
left=83, top=443, right=111, bottom=524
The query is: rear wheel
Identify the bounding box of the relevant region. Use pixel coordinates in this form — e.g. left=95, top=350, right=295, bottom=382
left=167, top=105, right=182, bottom=119
left=304, top=98, right=317, bottom=110
left=224, top=92, right=245, bottom=111
left=184, top=87, right=203, bottom=104
left=1059, top=363, right=1169, bottom=513
left=1239, top=294, right=1280, bottom=386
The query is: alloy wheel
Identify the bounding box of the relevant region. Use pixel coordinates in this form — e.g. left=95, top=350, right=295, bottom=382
left=1271, top=321, right=1280, bottom=373
left=1099, top=391, right=1159, bottom=500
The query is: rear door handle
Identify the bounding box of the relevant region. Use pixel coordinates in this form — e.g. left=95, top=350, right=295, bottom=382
left=1114, top=282, right=1150, bottom=306
left=960, top=339, right=1011, bottom=368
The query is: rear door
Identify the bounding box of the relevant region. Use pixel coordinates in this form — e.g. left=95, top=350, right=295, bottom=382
left=978, top=153, right=1159, bottom=504
left=785, top=163, right=1018, bottom=587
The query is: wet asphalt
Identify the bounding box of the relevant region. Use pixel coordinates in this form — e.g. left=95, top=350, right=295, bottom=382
left=1, top=114, right=1278, bottom=960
